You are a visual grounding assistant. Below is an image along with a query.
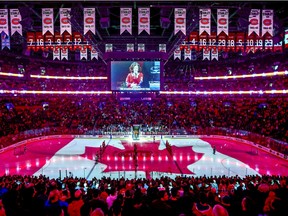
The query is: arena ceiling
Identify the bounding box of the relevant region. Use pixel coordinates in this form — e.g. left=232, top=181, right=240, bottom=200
left=1, top=1, right=288, bottom=64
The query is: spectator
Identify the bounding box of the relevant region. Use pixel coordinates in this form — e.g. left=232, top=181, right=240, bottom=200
left=110, top=194, right=124, bottom=216
left=106, top=187, right=117, bottom=213
left=192, top=192, right=213, bottom=216
left=0, top=199, right=6, bottom=216
left=150, top=190, right=172, bottom=216
left=68, top=190, right=84, bottom=216
left=212, top=204, right=229, bottom=216
left=90, top=208, right=104, bottom=216
left=240, top=196, right=258, bottom=216
left=81, top=189, right=108, bottom=216
left=44, top=189, right=68, bottom=216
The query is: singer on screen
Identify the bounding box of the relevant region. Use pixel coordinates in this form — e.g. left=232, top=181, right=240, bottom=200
left=125, top=62, right=143, bottom=88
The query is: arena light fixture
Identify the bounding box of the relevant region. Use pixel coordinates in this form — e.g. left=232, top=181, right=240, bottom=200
left=30, top=75, right=107, bottom=80
left=194, top=70, right=287, bottom=80
left=160, top=90, right=288, bottom=95
left=0, top=90, right=112, bottom=95
left=0, top=72, right=24, bottom=77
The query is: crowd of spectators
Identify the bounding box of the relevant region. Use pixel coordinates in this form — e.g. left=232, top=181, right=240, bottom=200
left=165, top=52, right=288, bottom=79
left=0, top=78, right=109, bottom=92
left=0, top=173, right=287, bottom=216
left=164, top=76, right=288, bottom=92
left=163, top=53, right=288, bottom=91
left=1, top=74, right=287, bottom=93
left=0, top=53, right=106, bottom=77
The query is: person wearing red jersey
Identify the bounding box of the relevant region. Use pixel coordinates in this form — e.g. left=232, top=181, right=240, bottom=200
left=125, top=62, right=143, bottom=88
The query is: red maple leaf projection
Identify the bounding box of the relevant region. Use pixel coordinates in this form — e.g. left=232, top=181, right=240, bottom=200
left=80, top=140, right=204, bottom=178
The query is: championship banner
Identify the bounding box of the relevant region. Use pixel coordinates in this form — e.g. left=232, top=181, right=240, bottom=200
left=105, top=43, right=113, bottom=52
left=138, top=43, right=145, bottom=52
left=120, top=8, right=132, bottom=35
left=61, top=47, right=68, bottom=60
left=84, top=8, right=96, bottom=35
left=53, top=46, right=60, bottom=60
left=262, top=9, right=273, bottom=37
left=1, top=32, right=10, bottom=50
left=80, top=46, right=88, bottom=60
left=248, top=9, right=260, bottom=36
left=127, top=43, right=134, bottom=52
left=0, top=9, right=9, bottom=36
left=211, top=47, right=218, bottom=60
left=227, top=32, right=235, bottom=52
left=184, top=48, right=191, bottom=60
left=138, top=8, right=150, bottom=35
left=35, top=32, right=44, bottom=51
left=10, top=9, right=22, bottom=36
left=42, top=8, right=54, bottom=35
left=218, top=32, right=227, bottom=52
left=159, top=44, right=166, bottom=52
left=246, top=33, right=255, bottom=53
left=264, top=34, right=273, bottom=51
left=199, top=8, right=211, bottom=35
left=73, top=32, right=82, bottom=50
left=254, top=34, right=263, bottom=52
left=198, top=33, right=208, bottom=51
left=203, top=47, right=210, bottom=60
left=60, top=8, right=71, bottom=35
left=63, top=31, right=73, bottom=50
left=174, top=8, right=186, bottom=35
left=174, top=47, right=181, bottom=60
left=26, top=32, right=36, bottom=50
left=54, top=32, right=63, bottom=49
left=208, top=32, right=217, bottom=50
left=217, top=9, right=228, bottom=36
left=44, top=32, right=54, bottom=51
left=91, top=47, right=98, bottom=60
left=235, top=32, right=245, bottom=52
left=189, top=32, right=199, bottom=51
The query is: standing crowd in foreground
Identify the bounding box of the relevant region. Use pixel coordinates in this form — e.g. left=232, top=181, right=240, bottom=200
left=0, top=174, right=287, bottom=216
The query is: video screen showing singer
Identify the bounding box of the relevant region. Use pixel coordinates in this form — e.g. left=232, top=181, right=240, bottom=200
left=110, top=60, right=160, bottom=91
left=125, top=62, right=143, bottom=88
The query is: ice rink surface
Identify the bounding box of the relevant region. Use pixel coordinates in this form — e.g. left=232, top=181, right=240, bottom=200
left=0, top=136, right=287, bottom=180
